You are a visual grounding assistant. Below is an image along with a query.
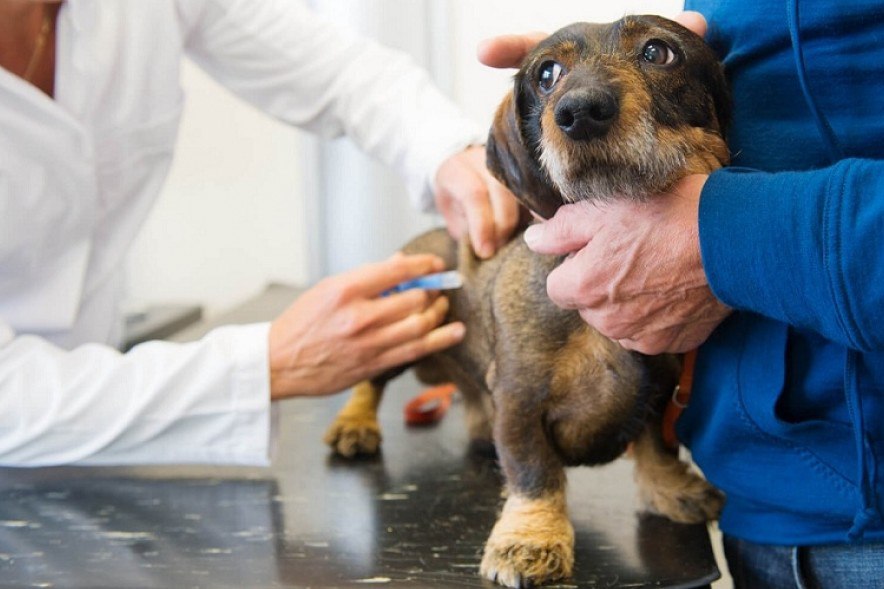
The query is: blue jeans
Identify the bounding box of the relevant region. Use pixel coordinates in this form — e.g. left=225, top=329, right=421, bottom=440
left=723, top=535, right=884, bottom=588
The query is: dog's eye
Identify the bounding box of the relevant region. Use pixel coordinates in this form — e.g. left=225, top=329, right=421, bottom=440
left=641, top=40, right=677, bottom=66
left=538, top=61, right=565, bottom=93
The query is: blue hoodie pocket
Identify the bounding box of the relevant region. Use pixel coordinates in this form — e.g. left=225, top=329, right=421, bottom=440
left=740, top=323, right=859, bottom=499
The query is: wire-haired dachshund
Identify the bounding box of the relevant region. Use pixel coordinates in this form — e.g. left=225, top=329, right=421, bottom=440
left=325, top=14, right=730, bottom=588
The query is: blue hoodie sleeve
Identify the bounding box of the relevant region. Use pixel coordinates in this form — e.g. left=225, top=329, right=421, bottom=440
left=699, top=159, right=884, bottom=351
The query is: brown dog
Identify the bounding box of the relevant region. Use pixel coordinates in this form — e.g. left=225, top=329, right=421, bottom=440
left=325, top=15, right=730, bottom=588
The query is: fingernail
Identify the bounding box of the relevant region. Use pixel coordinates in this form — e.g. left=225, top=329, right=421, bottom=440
left=523, top=224, right=541, bottom=247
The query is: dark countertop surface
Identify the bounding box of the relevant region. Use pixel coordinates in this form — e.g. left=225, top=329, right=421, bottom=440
left=0, top=286, right=719, bottom=588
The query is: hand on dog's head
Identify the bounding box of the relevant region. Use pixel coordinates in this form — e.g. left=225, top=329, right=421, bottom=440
left=486, top=15, right=731, bottom=219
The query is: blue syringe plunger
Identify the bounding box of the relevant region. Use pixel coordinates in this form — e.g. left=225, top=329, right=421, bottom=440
left=385, top=270, right=464, bottom=295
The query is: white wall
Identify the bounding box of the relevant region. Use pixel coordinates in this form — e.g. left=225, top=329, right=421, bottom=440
left=126, top=60, right=312, bottom=316
left=446, top=0, right=684, bottom=122
left=305, top=0, right=445, bottom=280
left=125, top=0, right=683, bottom=316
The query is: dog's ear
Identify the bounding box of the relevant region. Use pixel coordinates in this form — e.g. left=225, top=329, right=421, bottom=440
left=708, top=62, right=732, bottom=140
left=486, top=92, right=565, bottom=220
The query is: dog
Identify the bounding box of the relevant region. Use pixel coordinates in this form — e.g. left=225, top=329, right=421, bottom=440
left=324, top=15, right=730, bottom=588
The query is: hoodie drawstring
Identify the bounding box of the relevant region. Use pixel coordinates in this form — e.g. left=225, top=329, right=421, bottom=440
left=786, top=0, right=843, bottom=160
left=843, top=350, right=881, bottom=540
left=786, top=0, right=880, bottom=540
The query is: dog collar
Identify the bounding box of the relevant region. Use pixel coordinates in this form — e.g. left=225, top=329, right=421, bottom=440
left=662, top=349, right=697, bottom=450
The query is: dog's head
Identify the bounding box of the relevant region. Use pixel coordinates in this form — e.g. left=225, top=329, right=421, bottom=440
left=487, top=15, right=731, bottom=219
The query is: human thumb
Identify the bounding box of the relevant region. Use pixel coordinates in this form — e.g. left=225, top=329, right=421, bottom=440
left=523, top=203, right=594, bottom=255
left=673, top=11, right=708, bottom=38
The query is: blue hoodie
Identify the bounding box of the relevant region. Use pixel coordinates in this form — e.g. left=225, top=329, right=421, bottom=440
left=678, top=0, right=884, bottom=544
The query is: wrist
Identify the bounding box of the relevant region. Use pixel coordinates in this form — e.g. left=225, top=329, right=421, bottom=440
left=673, top=173, right=709, bottom=278
left=268, top=320, right=300, bottom=401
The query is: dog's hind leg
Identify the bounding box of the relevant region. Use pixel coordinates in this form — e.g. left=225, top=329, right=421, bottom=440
left=460, top=379, right=494, bottom=447
left=323, top=380, right=384, bottom=457
left=480, top=382, right=574, bottom=588
left=631, top=423, right=725, bottom=523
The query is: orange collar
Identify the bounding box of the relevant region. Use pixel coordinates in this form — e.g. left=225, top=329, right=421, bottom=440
left=662, top=349, right=697, bottom=450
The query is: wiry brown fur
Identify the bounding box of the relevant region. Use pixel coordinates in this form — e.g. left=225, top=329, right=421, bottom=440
left=488, top=16, right=730, bottom=211
left=325, top=15, right=730, bottom=588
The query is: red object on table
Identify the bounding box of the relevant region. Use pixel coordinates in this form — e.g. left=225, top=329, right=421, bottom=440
left=404, top=383, right=457, bottom=426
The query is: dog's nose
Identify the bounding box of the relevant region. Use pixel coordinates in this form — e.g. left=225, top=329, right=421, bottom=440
left=554, top=89, right=619, bottom=141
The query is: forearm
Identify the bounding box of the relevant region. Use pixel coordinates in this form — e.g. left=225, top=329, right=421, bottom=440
left=0, top=323, right=271, bottom=466
left=177, top=0, right=483, bottom=209
left=700, top=159, right=884, bottom=350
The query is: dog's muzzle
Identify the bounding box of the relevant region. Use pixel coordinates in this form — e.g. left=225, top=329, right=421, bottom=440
left=554, top=86, right=619, bottom=141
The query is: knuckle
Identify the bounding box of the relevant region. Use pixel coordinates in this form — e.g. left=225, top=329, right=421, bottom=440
left=595, top=317, right=624, bottom=339
left=380, top=345, right=417, bottom=370
left=336, top=308, right=366, bottom=336
left=314, top=276, right=337, bottom=297
left=321, top=278, right=356, bottom=307
left=551, top=211, right=574, bottom=237
left=392, top=289, right=423, bottom=312
left=545, top=273, right=566, bottom=304
left=395, top=314, right=423, bottom=340
left=634, top=334, right=667, bottom=355
left=575, top=272, right=599, bottom=299
left=634, top=341, right=662, bottom=355
left=361, top=356, right=383, bottom=376
left=503, top=204, right=521, bottom=227
left=465, top=185, right=489, bottom=206
left=410, top=288, right=432, bottom=309
left=401, top=341, right=428, bottom=363
left=356, top=340, right=386, bottom=366
left=416, top=310, right=437, bottom=334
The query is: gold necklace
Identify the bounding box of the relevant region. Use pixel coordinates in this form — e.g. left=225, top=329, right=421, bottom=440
left=23, top=7, right=51, bottom=83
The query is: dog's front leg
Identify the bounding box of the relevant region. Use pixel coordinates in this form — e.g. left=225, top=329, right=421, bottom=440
left=480, top=387, right=574, bottom=588
left=323, top=380, right=384, bottom=457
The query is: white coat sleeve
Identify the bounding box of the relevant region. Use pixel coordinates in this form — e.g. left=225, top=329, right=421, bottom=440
left=174, top=0, right=486, bottom=211
left=0, top=320, right=272, bottom=466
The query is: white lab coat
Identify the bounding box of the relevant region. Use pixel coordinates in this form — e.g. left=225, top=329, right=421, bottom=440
left=0, top=0, right=484, bottom=466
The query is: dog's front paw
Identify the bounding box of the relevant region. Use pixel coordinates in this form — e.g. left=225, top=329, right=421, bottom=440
left=323, top=415, right=381, bottom=457
left=480, top=494, right=574, bottom=588
left=640, top=471, right=725, bottom=523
